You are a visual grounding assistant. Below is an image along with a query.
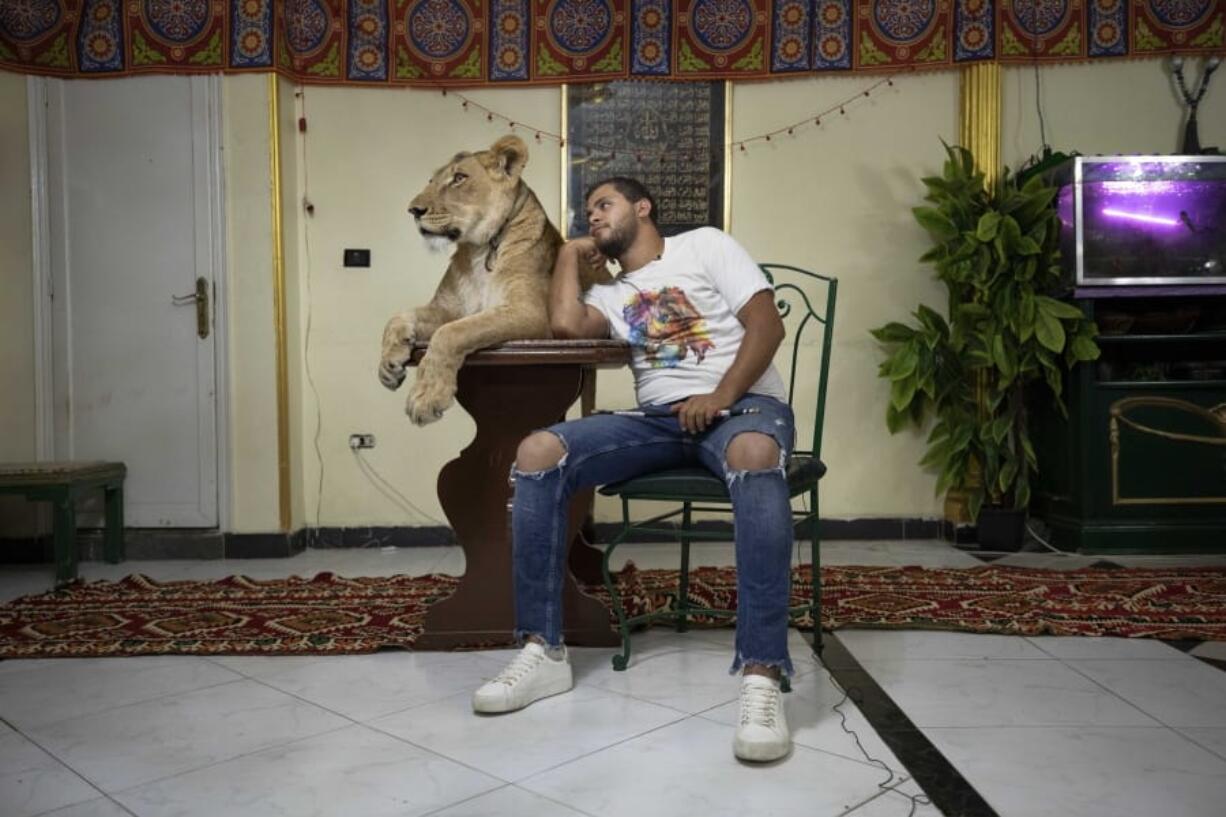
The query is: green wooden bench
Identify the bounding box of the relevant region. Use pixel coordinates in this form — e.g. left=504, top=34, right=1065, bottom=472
left=0, top=462, right=126, bottom=583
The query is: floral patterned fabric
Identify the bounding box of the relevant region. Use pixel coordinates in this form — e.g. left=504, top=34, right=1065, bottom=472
left=0, top=1, right=1220, bottom=85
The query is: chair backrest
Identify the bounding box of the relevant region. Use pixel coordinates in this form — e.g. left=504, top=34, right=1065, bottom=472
left=758, top=264, right=838, bottom=463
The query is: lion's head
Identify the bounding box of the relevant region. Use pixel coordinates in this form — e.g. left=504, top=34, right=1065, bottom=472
left=408, top=135, right=530, bottom=249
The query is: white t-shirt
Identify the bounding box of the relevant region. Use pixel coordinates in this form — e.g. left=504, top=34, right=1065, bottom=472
left=582, top=227, right=788, bottom=407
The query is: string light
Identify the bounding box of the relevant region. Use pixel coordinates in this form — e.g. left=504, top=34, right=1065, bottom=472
left=436, top=69, right=907, bottom=159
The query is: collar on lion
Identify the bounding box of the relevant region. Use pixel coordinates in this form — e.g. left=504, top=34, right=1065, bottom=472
left=484, top=183, right=532, bottom=272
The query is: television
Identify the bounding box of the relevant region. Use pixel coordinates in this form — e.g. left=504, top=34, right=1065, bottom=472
left=1048, top=155, right=1226, bottom=287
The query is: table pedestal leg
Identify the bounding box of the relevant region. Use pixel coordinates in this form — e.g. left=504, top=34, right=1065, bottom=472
left=416, top=365, right=617, bottom=649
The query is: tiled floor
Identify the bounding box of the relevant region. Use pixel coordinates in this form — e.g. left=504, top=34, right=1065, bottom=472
left=1, top=540, right=1225, bottom=817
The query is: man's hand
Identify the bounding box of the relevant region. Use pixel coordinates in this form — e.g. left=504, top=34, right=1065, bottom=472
left=563, top=236, right=607, bottom=272
left=671, top=390, right=735, bottom=434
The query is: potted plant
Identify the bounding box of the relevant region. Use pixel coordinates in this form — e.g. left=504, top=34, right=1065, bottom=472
left=871, top=143, right=1100, bottom=549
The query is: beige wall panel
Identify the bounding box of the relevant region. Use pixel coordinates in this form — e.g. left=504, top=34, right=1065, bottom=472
left=287, top=85, right=561, bottom=528
left=222, top=75, right=282, bottom=532
left=729, top=72, right=958, bottom=518
left=1002, top=59, right=1224, bottom=165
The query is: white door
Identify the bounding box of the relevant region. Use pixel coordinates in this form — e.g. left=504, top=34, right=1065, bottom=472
left=44, top=75, right=222, bottom=528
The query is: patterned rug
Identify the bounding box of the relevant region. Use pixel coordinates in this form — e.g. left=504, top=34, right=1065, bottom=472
left=2, top=564, right=1225, bottom=658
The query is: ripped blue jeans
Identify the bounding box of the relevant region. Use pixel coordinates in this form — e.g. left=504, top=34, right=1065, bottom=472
left=511, top=393, right=797, bottom=677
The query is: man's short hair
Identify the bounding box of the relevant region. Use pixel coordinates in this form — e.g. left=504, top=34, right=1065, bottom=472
left=585, top=176, right=660, bottom=225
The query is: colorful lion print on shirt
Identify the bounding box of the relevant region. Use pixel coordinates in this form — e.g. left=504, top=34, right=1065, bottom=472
left=623, top=287, right=715, bottom=368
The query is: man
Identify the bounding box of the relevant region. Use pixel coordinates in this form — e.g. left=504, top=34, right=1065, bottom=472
left=472, top=177, right=798, bottom=763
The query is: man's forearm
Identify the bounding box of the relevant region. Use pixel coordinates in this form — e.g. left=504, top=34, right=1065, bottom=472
left=714, top=322, right=784, bottom=402
left=549, top=245, right=584, bottom=335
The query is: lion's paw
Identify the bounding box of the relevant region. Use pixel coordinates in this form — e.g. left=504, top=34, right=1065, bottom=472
left=378, top=356, right=408, bottom=391
left=405, top=372, right=456, bottom=426
left=379, top=313, right=416, bottom=390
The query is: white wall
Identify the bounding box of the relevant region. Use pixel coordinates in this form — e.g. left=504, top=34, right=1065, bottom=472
left=0, top=74, right=39, bottom=534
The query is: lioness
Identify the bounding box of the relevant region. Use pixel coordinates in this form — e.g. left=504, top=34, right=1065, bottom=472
left=378, top=135, right=607, bottom=425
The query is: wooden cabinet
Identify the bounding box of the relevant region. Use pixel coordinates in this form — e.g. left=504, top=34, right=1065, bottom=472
left=1031, top=287, right=1226, bottom=553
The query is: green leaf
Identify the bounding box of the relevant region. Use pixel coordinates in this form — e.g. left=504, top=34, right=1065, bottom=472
left=999, top=458, right=1018, bottom=495
left=1021, top=432, right=1038, bottom=468
left=935, top=464, right=957, bottom=498
left=913, top=207, right=959, bottom=241
left=1015, top=236, right=1041, bottom=256
left=957, top=303, right=991, bottom=319
left=949, top=424, right=974, bottom=453
left=915, top=304, right=949, bottom=338
left=870, top=322, right=916, bottom=343
left=919, top=438, right=951, bottom=469
left=990, top=415, right=1011, bottom=444
left=890, top=376, right=918, bottom=412
left=1035, top=310, right=1066, bottom=352
left=886, top=404, right=910, bottom=434
left=1071, top=334, right=1100, bottom=361
left=1035, top=295, right=1086, bottom=320
left=1039, top=353, right=1064, bottom=397
left=998, top=215, right=1022, bottom=252
left=889, top=345, right=919, bottom=380
left=992, top=333, right=1016, bottom=379
left=976, top=211, right=1002, bottom=242
left=1015, top=185, right=1058, bottom=227
left=1014, top=479, right=1031, bottom=510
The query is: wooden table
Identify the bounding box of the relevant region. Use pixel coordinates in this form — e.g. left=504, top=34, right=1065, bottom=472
left=409, top=340, right=631, bottom=649
left=0, top=462, right=126, bottom=584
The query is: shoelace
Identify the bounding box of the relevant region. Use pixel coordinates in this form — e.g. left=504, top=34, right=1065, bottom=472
left=493, top=648, right=545, bottom=686
left=739, top=683, right=780, bottom=728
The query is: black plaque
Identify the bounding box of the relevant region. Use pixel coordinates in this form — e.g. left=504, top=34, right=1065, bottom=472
left=564, top=81, right=728, bottom=239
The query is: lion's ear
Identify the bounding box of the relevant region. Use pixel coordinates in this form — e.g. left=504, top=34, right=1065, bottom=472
left=491, top=135, right=529, bottom=178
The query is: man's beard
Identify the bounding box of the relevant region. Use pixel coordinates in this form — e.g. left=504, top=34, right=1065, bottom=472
left=594, top=219, right=636, bottom=259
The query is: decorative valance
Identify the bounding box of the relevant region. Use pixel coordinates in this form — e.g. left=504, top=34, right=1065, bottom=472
left=1, top=1, right=1221, bottom=86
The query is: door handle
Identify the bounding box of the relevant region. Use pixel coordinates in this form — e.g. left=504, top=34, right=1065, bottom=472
left=171, top=277, right=210, bottom=339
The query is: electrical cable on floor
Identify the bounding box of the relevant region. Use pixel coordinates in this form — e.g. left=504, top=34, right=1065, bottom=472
left=826, top=671, right=933, bottom=817
left=800, top=494, right=930, bottom=816
left=970, top=521, right=1078, bottom=558
left=1024, top=521, right=1066, bottom=554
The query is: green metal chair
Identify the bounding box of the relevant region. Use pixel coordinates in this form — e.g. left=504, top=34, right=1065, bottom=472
left=598, top=265, right=837, bottom=675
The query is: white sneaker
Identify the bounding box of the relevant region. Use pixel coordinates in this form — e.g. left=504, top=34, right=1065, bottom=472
left=733, top=674, right=791, bottom=762
left=472, top=641, right=574, bottom=714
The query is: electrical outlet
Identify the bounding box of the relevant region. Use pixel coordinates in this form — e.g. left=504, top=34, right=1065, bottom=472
left=349, top=433, right=376, bottom=450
